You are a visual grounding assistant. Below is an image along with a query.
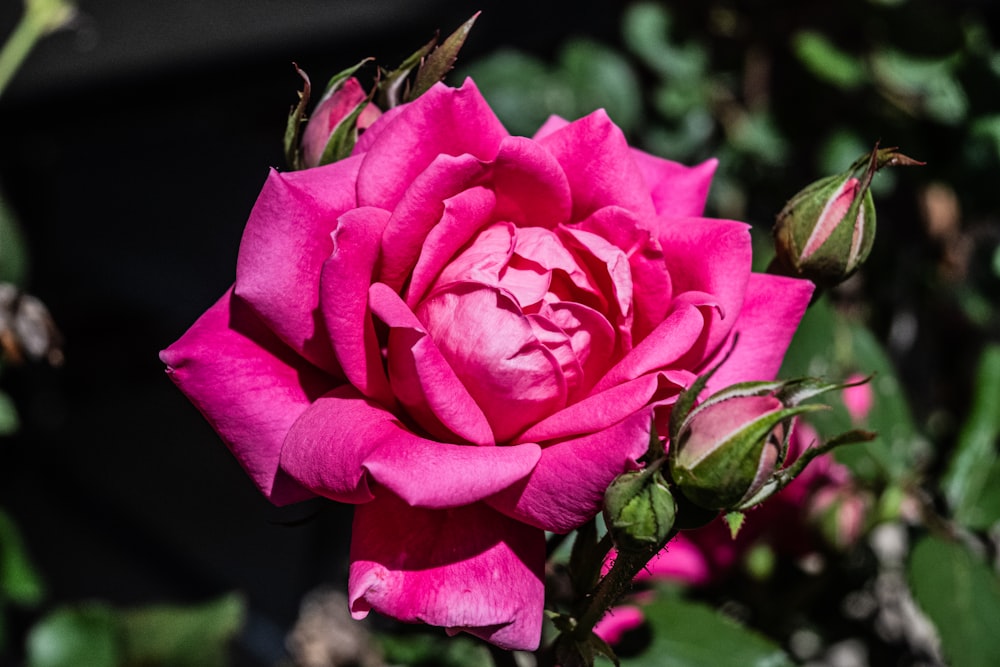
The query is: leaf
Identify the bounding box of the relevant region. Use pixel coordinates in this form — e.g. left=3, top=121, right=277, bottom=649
left=559, top=39, right=642, bottom=134
left=611, top=592, right=794, bottom=667
left=26, top=604, right=120, bottom=667
left=908, top=535, right=1000, bottom=667
left=791, top=31, right=867, bottom=90
left=942, top=344, right=1000, bottom=530
left=0, top=191, right=30, bottom=286
left=778, top=297, right=929, bottom=485
left=120, top=593, right=245, bottom=666
left=0, top=389, right=20, bottom=436
left=0, top=507, right=45, bottom=606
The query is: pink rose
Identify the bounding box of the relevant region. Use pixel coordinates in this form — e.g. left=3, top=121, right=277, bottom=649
left=160, top=79, right=812, bottom=650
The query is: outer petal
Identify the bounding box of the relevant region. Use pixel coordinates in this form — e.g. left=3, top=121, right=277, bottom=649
left=320, top=207, right=393, bottom=405
left=489, top=409, right=654, bottom=533
left=160, top=289, right=330, bottom=505
left=349, top=493, right=545, bottom=650
left=235, top=158, right=362, bottom=374
left=658, top=218, right=752, bottom=363
left=518, top=370, right=691, bottom=445
left=538, top=110, right=655, bottom=222
left=356, top=79, right=507, bottom=210
left=703, top=272, right=814, bottom=391
left=591, top=302, right=706, bottom=394
left=280, top=385, right=541, bottom=507
left=632, top=151, right=717, bottom=218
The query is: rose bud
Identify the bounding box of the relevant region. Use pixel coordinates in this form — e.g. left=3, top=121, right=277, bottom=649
left=668, top=363, right=876, bottom=513
left=669, top=394, right=817, bottom=511
left=301, top=76, right=381, bottom=168
left=771, top=144, right=922, bottom=289
left=603, top=463, right=676, bottom=554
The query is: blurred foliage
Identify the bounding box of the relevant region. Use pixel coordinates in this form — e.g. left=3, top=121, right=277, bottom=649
left=462, top=0, right=1000, bottom=665
left=24, top=594, right=245, bottom=667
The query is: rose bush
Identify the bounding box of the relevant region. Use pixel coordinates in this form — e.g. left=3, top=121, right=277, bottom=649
left=161, top=79, right=813, bottom=650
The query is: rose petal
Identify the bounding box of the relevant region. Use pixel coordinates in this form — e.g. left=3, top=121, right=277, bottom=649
left=349, top=493, right=545, bottom=650
left=320, top=206, right=394, bottom=405
left=356, top=79, right=507, bottom=211
left=406, top=186, right=498, bottom=307
left=659, top=217, right=752, bottom=362
left=632, top=150, right=718, bottom=218
left=160, top=289, right=330, bottom=505
left=280, top=386, right=541, bottom=507
left=235, top=159, right=362, bottom=374
left=517, top=370, right=692, bottom=444
left=369, top=282, right=494, bottom=446
left=417, top=282, right=567, bottom=443
left=491, top=135, right=572, bottom=227
left=488, top=408, right=654, bottom=533
left=701, top=272, right=814, bottom=391
left=538, top=110, right=655, bottom=222
left=577, top=206, right=672, bottom=341
left=591, top=302, right=706, bottom=393
left=532, top=115, right=570, bottom=141
left=378, top=153, right=491, bottom=291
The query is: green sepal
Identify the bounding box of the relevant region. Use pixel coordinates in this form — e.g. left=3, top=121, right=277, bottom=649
left=410, top=12, right=480, bottom=101
left=735, top=427, right=876, bottom=510
left=603, top=461, right=676, bottom=554
left=671, top=403, right=827, bottom=510
left=724, top=511, right=746, bottom=539
left=284, top=64, right=312, bottom=170
left=314, top=59, right=374, bottom=167
left=376, top=38, right=437, bottom=109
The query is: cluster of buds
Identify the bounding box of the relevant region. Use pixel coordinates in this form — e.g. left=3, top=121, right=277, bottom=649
left=770, top=143, right=922, bottom=289
left=284, top=14, right=478, bottom=170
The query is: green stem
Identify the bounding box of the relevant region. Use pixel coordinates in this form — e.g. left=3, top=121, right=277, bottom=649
left=571, top=529, right=677, bottom=640
left=0, top=0, right=75, bottom=99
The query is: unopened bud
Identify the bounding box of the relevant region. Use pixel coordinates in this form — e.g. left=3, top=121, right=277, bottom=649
left=771, top=144, right=922, bottom=289
left=603, top=464, right=676, bottom=554
left=669, top=395, right=811, bottom=511
left=301, top=76, right=381, bottom=168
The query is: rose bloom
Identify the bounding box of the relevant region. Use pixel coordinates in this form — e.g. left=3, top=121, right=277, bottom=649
left=161, top=79, right=812, bottom=650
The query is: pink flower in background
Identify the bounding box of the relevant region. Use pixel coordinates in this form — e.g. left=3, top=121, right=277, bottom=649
left=842, top=372, right=874, bottom=424
left=161, top=79, right=813, bottom=650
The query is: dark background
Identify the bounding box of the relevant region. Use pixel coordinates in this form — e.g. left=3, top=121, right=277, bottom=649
left=0, top=1, right=623, bottom=664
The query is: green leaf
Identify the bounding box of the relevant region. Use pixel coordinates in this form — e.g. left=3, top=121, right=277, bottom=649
left=942, top=344, right=1000, bottom=530
left=778, top=297, right=929, bottom=486
left=0, top=191, right=30, bottom=285
left=377, top=631, right=492, bottom=667
left=119, top=593, right=245, bottom=666
left=612, top=592, right=794, bottom=667
left=26, top=604, right=120, bottom=667
left=791, top=31, right=867, bottom=90
left=459, top=50, right=564, bottom=136
left=0, top=389, right=20, bottom=436
left=908, top=535, right=1000, bottom=667
left=559, top=39, right=642, bottom=134
left=0, top=507, right=45, bottom=606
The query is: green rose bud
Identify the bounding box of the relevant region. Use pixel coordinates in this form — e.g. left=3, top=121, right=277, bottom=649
left=603, top=464, right=676, bottom=554
left=669, top=394, right=815, bottom=511
left=771, top=144, right=922, bottom=289
left=668, top=363, right=876, bottom=513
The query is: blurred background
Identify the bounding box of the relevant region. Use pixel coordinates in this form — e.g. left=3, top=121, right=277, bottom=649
left=0, top=0, right=998, bottom=665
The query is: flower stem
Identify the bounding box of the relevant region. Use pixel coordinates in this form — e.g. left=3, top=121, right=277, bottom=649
left=0, top=0, right=76, bottom=99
